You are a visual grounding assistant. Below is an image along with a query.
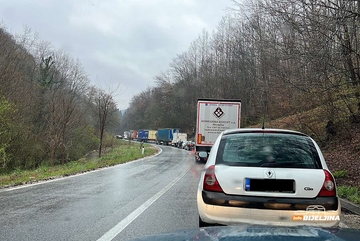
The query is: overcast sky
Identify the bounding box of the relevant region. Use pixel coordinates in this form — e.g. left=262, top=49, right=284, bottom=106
left=0, top=0, right=235, bottom=110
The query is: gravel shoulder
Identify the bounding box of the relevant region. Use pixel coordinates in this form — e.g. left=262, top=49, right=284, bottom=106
left=340, top=209, right=360, bottom=229
left=339, top=198, right=360, bottom=229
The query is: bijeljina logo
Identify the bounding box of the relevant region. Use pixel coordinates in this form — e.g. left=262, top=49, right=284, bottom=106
left=292, top=215, right=340, bottom=221
left=292, top=205, right=340, bottom=221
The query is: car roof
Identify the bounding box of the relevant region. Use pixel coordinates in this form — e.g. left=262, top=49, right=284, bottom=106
left=222, top=128, right=309, bottom=137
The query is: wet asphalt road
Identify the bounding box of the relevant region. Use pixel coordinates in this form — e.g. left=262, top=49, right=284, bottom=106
left=0, top=146, right=203, bottom=241
left=1, top=145, right=359, bottom=241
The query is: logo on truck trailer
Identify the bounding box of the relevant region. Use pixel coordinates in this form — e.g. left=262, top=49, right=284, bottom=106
left=213, top=107, right=224, bottom=119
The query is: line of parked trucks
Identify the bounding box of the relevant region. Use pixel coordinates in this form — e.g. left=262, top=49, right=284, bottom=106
left=120, top=99, right=242, bottom=162
left=122, top=128, right=188, bottom=147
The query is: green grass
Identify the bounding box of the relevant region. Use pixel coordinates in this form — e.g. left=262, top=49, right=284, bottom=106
left=333, top=169, right=348, bottom=178
left=337, top=185, right=360, bottom=204
left=0, top=141, right=158, bottom=188
left=333, top=170, right=360, bottom=204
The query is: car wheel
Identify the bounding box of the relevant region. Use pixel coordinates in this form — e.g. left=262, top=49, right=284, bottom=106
left=199, top=216, right=212, bottom=227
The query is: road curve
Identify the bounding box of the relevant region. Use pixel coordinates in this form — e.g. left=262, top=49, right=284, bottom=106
left=1, top=145, right=358, bottom=241
left=0, top=146, right=203, bottom=241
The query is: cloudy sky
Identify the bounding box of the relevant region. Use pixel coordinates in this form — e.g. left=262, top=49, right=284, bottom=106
left=0, top=0, right=235, bottom=110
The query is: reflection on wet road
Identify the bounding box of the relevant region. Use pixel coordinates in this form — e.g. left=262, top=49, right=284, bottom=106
left=0, top=145, right=203, bottom=241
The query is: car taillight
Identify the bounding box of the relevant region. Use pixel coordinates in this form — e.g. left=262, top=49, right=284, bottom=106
left=203, top=165, right=223, bottom=192
left=317, top=170, right=336, bottom=197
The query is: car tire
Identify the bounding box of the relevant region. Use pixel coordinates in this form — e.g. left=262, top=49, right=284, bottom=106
left=199, top=216, right=212, bottom=227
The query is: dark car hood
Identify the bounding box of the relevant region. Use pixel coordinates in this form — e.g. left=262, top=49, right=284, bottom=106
left=130, top=225, right=360, bottom=241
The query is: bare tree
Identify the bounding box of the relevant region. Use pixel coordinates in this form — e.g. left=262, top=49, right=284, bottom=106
left=88, top=87, right=118, bottom=157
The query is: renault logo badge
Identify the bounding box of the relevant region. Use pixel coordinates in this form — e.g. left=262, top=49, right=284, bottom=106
left=264, top=170, right=275, bottom=178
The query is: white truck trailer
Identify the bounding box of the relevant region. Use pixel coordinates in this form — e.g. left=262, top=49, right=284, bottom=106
left=195, top=99, right=241, bottom=161
left=171, top=132, right=188, bottom=147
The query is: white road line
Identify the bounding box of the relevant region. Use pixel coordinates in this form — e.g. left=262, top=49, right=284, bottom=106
left=96, top=165, right=191, bottom=241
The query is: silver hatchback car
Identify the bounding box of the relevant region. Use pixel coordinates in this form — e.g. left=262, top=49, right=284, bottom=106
left=197, top=128, right=341, bottom=228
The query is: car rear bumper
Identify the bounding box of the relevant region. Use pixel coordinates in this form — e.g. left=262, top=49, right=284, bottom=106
left=197, top=190, right=341, bottom=228
left=202, top=190, right=339, bottom=211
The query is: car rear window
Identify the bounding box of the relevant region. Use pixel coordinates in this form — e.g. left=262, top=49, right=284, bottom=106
left=216, top=132, right=322, bottom=169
